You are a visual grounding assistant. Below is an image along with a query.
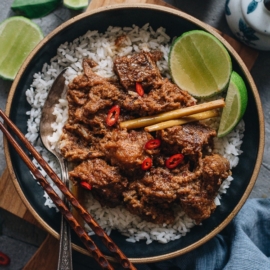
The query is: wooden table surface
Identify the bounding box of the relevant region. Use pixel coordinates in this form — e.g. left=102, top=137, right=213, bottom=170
left=0, top=0, right=259, bottom=269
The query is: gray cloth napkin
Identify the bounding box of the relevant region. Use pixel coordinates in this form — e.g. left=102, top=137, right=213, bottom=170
left=141, top=198, right=270, bottom=270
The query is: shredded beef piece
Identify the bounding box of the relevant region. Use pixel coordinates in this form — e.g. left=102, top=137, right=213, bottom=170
left=69, top=159, right=128, bottom=207
left=68, top=59, right=123, bottom=116
left=115, top=35, right=128, bottom=47
left=70, top=110, right=108, bottom=136
left=123, top=181, right=175, bottom=224
left=59, top=130, right=103, bottom=161
left=121, top=78, right=196, bottom=116
left=99, top=129, right=153, bottom=171
left=178, top=154, right=230, bottom=224
left=114, top=51, right=163, bottom=91
left=158, top=122, right=216, bottom=156
left=136, top=167, right=179, bottom=204
left=67, top=90, right=88, bottom=106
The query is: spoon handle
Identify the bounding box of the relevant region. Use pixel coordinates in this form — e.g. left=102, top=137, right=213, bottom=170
left=57, top=158, right=73, bottom=270
left=58, top=215, right=73, bottom=270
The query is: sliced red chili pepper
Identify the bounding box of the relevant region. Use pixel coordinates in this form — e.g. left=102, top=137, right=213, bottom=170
left=141, top=157, right=152, bottom=170
left=165, top=154, right=184, bottom=169
left=136, top=82, right=144, bottom=96
left=145, top=139, right=161, bottom=150
left=0, top=251, right=10, bottom=266
left=80, top=181, right=92, bottom=190
left=106, top=105, right=120, bottom=126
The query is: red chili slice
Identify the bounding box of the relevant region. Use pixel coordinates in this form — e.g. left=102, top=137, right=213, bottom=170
left=136, top=82, right=144, bottom=96
left=80, top=181, right=92, bottom=190
left=0, top=251, right=10, bottom=266
left=145, top=139, right=161, bottom=150
left=165, top=154, right=184, bottom=169
left=106, top=105, right=120, bottom=126
left=141, top=157, right=152, bottom=170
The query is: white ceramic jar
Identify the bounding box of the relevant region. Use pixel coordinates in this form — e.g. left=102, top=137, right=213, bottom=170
left=225, top=0, right=270, bottom=50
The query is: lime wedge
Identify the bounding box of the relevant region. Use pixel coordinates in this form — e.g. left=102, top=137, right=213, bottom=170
left=217, top=71, right=248, bottom=137
left=169, top=30, right=232, bottom=98
left=63, top=0, right=88, bottom=10
left=0, top=16, right=43, bottom=80
left=11, top=0, right=61, bottom=18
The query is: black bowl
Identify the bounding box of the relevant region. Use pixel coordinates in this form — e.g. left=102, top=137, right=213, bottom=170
left=4, top=4, right=264, bottom=263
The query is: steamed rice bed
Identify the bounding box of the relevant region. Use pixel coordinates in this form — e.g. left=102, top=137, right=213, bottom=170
left=25, top=24, right=244, bottom=244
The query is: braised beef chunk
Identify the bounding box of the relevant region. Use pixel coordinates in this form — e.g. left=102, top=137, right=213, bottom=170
left=114, top=51, right=163, bottom=91
left=122, top=78, right=196, bottom=116
left=123, top=182, right=175, bottom=225
left=59, top=130, right=103, bottom=161
left=69, top=159, right=128, bottom=207
left=158, top=122, right=216, bottom=156
left=68, top=59, right=123, bottom=116
left=99, top=129, right=153, bottom=171
left=58, top=53, right=232, bottom=225
left=136, top=167, right=180, bottom=204
left=178, top=154, right=230, bottom=224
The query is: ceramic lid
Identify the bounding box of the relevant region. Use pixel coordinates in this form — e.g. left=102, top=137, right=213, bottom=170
left=241, top=0, right=270, bottom=35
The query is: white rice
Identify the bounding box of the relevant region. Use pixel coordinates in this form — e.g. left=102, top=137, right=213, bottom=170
left=25, top=24, right=245, bottom=244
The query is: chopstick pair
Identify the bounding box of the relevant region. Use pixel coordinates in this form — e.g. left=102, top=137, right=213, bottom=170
left=0, top=109, right=136, bottom=270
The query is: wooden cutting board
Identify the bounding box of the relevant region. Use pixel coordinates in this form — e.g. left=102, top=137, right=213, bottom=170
left=0, top=0, right=258, bottom=269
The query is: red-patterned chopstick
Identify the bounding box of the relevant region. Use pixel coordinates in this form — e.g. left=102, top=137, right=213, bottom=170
left=0, top=109, right=136, bottom=270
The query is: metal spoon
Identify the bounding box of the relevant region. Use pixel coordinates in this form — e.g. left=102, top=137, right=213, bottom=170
left=39, top=68, right=73, bottom=270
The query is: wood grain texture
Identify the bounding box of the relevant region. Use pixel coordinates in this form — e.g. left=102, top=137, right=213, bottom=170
left=0, top=0, right=258, bottom=269
left=23, top=234, right=59, bottom=270
left=0, top=168, right=40, bottom=227
left=87, top=0, right=173, bottom=11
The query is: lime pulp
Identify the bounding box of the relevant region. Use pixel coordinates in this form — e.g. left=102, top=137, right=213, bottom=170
left=63, top=0, right=88, bottom=10
left=169, top=30, right=232, bottom=98
left=0, top=17, right=43, bottom=80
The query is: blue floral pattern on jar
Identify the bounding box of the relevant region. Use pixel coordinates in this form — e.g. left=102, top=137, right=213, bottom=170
left=237, top=18, right=259, bottom=46
left=225, top=0, right=231, bottom=15
left=225, top=0, right=270, bottom=50
left=247, top=0, right=262, bottom=14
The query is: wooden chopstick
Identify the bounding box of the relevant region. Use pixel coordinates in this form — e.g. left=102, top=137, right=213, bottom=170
left=0, top=109, right=136, bottom=270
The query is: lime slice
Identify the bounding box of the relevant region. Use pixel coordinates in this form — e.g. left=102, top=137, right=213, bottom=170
left=217, top=71, right=248, bottom=137
left=11, top=0, right=61, bottom=18
left=0, top=16, right=43, bottom=80
left=169, top=30, right=232, bottom=98
left=63, top=0, right=88, bottom=10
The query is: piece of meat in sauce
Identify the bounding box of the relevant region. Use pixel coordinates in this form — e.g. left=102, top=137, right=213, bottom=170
left=59, top=130, right=104, bottom=161
left=132, top=167, right=185, bottom=204
left=158, top=122, right=216, bottom=156
left=114, top=51, right=163, bottom=91
left=69, top=158, right=128, bottom=207
left=123, top=181, right=175, bottom=225
left=68, top=59, right=123, bottom=116
left=98, top=129, right=153, bottom=172
left=178, top=154, right=230, bottom=224
left=122, top=78, right=196, bottom=116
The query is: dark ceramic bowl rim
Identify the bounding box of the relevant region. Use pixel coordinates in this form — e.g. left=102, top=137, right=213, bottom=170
left=4, top=4, right=264, bottom=264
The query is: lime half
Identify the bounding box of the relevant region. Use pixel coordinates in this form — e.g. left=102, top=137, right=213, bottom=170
left=169, top=30, right=232, bottom=98
left=0, top=16, right=43, bottom=80
left=11, top=0, right=61, bottom=18
left=217, top=71, right=248, bottom=137
left=63, top=0, right=88, bottom=10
